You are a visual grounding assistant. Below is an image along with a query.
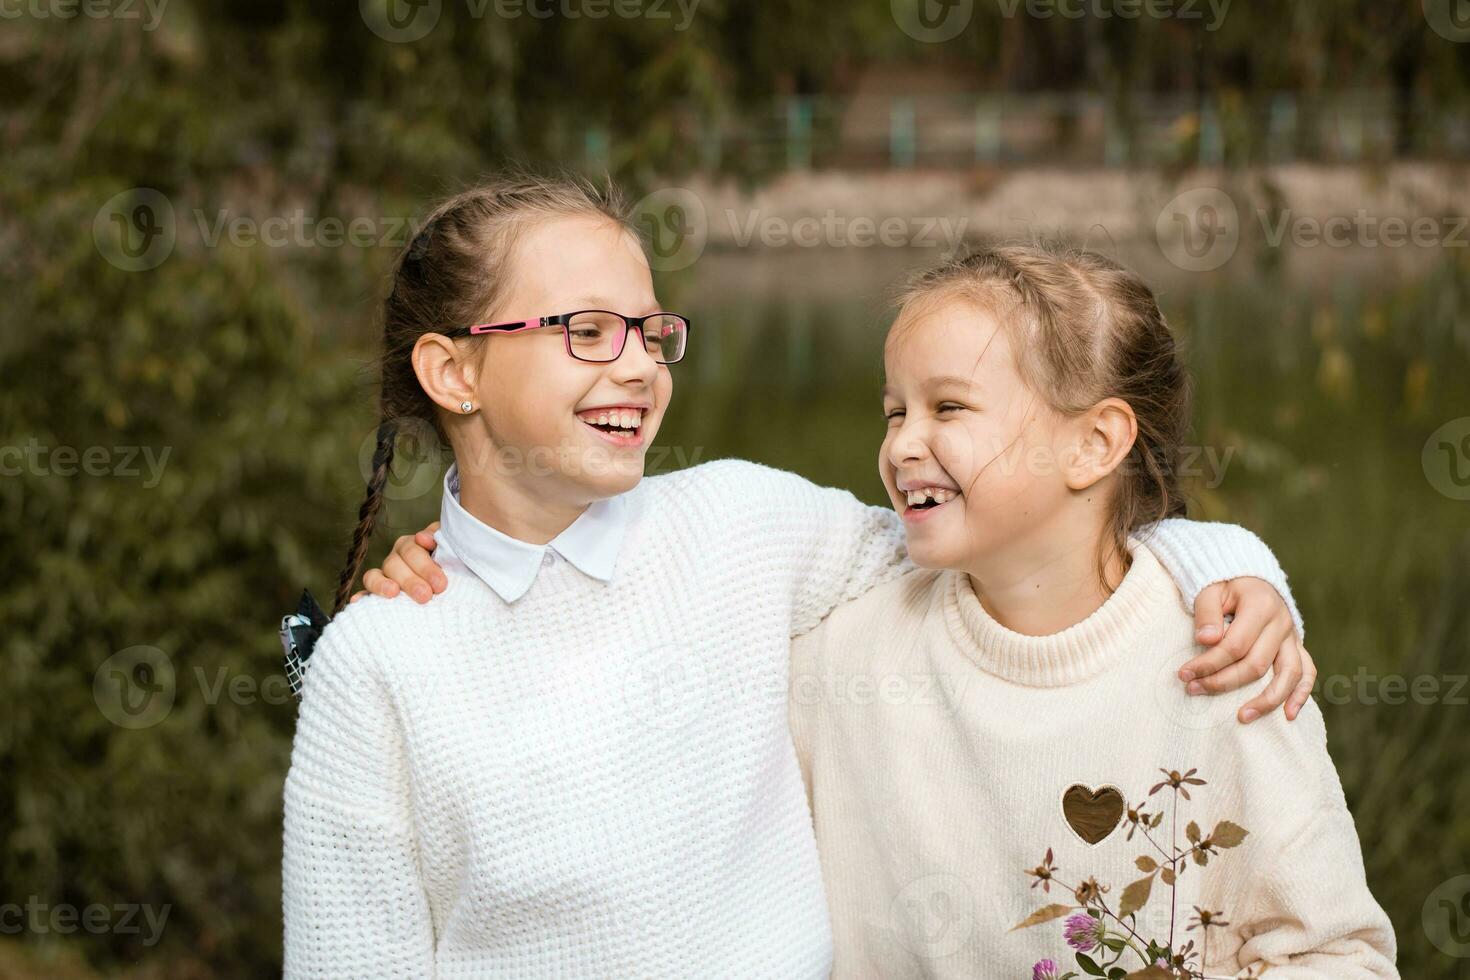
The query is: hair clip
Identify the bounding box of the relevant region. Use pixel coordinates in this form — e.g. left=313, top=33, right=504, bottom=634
left=279, top=588, right=330, bottom=699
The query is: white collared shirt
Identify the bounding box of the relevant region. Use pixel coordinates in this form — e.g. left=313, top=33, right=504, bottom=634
left=433, top=462, right=628, bottom=603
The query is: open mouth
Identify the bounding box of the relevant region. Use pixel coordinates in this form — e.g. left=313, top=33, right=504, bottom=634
left=902, top=486, right=960, bottom=518
left=576, top=407, right=646, bottom=444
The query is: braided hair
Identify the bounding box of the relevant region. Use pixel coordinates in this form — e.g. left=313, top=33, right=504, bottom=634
left=329, top=172, right=631, bottom=615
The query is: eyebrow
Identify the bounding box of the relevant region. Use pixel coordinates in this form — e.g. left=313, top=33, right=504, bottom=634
left=565, top=296, right=663, bottom=316
left=882, top=374, right=976, bottom=399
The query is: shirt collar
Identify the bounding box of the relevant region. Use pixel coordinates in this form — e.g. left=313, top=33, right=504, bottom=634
left=435, top=463, right=628, bottom=603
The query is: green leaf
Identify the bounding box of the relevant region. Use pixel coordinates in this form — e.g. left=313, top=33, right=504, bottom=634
left=1076, top=951, right=1105, bottom=976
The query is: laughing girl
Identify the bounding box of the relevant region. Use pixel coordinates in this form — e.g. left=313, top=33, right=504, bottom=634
left=787, top=243, right=1396, bottom=977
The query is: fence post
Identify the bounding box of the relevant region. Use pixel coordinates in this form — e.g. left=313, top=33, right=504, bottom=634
left=1199, top=98, right=1223, bottom=166
left=974, top=97, right=1000, bottom=164
left=1268, top=93, right=1297, bottom=164
left=891, top=97, right=916, bottom=168
left=1103, top=98, right=1126, bottom=167
left=700, top=118, right=723, bottom=172
left=584, top=126, right=610, bottom=172
left=787, top=96, right=813, bottom=171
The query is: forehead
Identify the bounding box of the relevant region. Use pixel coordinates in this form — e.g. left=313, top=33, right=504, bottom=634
left=883, top=295, right=1022, bottom=393
left=505, top=214, right=657, bottom=312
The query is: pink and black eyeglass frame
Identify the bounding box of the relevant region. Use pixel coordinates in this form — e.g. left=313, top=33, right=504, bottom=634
left=444, top=310, right=691, bottom=364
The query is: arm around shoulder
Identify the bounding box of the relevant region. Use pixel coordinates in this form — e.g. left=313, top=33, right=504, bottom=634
left=1142, top=517, right=1305, bottom=639
left=720, top=461, right=910, bottom=637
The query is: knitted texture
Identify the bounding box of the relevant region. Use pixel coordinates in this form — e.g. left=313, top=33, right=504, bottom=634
left=788, top=545, right=1395, bottom=979
left=283, top=459, right=1300, bottom=977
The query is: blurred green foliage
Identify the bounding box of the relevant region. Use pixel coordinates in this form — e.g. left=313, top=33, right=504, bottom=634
left=2, top=2, right=1468, bottom=977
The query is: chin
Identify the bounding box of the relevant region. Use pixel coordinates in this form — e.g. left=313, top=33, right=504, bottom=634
left=902, top=532, right=961, bottom=571
left=578, top=452, right=646, bottom=499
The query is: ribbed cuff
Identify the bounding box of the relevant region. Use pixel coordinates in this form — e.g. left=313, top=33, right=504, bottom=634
left=1135, top=518, right=1305, bottom=641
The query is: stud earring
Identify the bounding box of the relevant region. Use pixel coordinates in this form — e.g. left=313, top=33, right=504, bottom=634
left=459, top=401, right=474, bottom=414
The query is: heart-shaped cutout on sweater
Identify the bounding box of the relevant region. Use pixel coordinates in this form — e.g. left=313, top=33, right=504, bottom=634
left=1062, top=784, right=1125, bottom=845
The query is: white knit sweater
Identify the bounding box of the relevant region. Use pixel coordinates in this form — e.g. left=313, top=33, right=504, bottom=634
left=282, top=459, right=1300, bottom=978
left=789, top=545, right=1396, bottom=979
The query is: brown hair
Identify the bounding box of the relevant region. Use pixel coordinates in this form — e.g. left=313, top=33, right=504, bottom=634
left=331, top=172, right=632, bottom=615
left=897, top=241, right=1191, bottom=587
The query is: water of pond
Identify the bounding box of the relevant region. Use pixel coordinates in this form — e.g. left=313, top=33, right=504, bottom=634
left=646, top=245, right=1469, bottom=681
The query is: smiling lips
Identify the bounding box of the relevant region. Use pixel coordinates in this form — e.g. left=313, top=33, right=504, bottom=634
left=577, top=405, right=647, bottom=447
left=897, top=481, right=962, bottom=520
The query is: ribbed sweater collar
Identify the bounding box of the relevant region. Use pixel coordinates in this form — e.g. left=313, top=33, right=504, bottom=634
left=940, top=544, right=1174, bottom=688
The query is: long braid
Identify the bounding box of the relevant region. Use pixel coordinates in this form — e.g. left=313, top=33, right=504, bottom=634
left=332, top=419, right=397, bottom=615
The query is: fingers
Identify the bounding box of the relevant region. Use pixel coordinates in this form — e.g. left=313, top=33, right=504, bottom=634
left=382, top=547, right=441, bottom=603
left=414, top=521, right=441, bottom=552
left=1236, top=631, right=1305, bottom=724
left=361, top=567, right=401, bottom=599
left=1192, top=582, right=1229, bottom=648
left=1187, top=610, right=1292, bottom=697
left=348, top=589, right=368, bottom=604
left=1285, top=645, right=1317, bottom=720
left=1178, top=641, right=1241, bottom=685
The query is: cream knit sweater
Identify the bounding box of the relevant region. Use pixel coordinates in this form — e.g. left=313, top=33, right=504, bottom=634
left=789, top=545, right=1396, bottom=979
left=283, top=459, right=1301, bottom=978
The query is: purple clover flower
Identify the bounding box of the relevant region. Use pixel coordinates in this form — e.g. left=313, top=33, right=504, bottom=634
left=1063, top=911, right=1106, bottom=952
left=1031, top=959, right=1061, bottom=980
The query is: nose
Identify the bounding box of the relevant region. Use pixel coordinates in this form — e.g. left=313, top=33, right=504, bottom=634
left=608, top=325, right=661, bottom=386
left=885, top=415, right=930, bottom=470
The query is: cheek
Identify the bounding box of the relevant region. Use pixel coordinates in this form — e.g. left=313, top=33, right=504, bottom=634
left=645, top=371, right=674, bottom=434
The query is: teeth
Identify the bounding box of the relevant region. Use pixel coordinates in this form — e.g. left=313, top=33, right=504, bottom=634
left=905, top=487, right=957, bottom=507
left=580, top=409, right=644, bottom=430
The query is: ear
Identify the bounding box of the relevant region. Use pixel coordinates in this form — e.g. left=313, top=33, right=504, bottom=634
left=412, top=333, right=480, bottom=415
left=1064, top=397, right=1137, bottom=491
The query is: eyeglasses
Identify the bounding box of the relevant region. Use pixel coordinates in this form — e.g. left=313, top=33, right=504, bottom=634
left=448, top=310, right=691, bottom=364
